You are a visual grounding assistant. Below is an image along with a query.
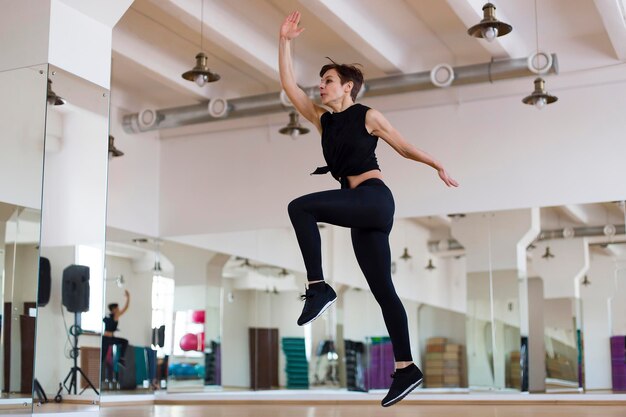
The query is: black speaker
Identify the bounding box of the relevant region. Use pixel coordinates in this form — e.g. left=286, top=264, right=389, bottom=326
left=61, top=264, right=90, bottom=313
left=38, top=257, right=51, bottom=307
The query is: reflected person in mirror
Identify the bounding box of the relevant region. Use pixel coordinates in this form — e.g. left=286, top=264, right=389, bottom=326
left=279, top=11, right=458, bottom=407
left=102, top=289, right=130, bottom=367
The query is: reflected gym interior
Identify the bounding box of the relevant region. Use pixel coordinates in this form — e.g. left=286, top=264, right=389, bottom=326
left=1, top=1, right=626, bottom=416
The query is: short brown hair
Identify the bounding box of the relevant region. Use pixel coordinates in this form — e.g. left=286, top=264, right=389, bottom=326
left=319, top=57, right=364, bottom=102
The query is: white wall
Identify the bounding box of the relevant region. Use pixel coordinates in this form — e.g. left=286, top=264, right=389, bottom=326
left=159, top=77, right=626, bottom=237
left=0, top=65, right=47, bottom=209
left=581, top=253, right=621, bottom=390
left=106, top=105, right=161, bottom=238
left=220, top=280, right=250, bottom=388
left=41, top=107, right=108, bottom=248
left=531, top=239, right=589, bottom=299
left=48, top=0, right=119, bottom=89
left=0, top=0, right=51, bottom=72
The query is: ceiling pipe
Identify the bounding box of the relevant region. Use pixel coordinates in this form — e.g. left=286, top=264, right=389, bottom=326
left=428, top=224, right=626, bottom=253
left=123, top=54, right=558, bottom=133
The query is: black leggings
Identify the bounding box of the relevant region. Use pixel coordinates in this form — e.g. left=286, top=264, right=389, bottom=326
left=102, top=336, right=129, bottom=363
left=288, top=178, right=412, bottom=361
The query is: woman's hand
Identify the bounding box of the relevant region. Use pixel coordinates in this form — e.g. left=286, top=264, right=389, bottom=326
left=438, top=168, right=459, bottom=187
left=280, top=11, right=305, bottom=40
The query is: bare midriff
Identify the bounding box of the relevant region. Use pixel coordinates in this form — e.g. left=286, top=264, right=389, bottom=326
left=346, top=169, right=383, bottom=189
left=104, top=331, right=115, bottom=337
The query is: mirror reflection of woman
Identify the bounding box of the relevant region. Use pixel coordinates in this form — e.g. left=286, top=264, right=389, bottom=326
left=279, top=11, right=458, bottom=407
left=102, top=289, right=130, bottom=366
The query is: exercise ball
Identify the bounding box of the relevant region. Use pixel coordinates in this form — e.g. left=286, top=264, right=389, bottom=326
left=191, top=310, right=205, bottom=323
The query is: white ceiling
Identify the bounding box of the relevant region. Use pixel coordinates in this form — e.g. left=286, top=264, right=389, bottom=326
left=107, top=0, right=626, bottom=262
left=111, top=0, right=626, bottom=111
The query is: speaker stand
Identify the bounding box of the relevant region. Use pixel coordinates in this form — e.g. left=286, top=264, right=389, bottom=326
left=55, top=313, right=99, bottom=402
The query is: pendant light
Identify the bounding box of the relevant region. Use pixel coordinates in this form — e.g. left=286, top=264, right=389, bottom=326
left=108, top=135, right=124, bottom=159
left=581, top=275, right=591, bottom=286
left=153, top=239, right=164, bottom=275
left=399, top=247, right=412, bottom=261
left=522, top=78, right=558, bottom=109
left=467, top=3, right=512, bottom=42
left=47, top=78, right=66, bottom=106
left=182, top=0, right=220, bottom=87
left=523, top=0, right=557, bottom=109
left=425, top=259, right=436, bottom=271
left=541, top=246, right=555, bottom=259
left=279, top=111, right=309, bottom=139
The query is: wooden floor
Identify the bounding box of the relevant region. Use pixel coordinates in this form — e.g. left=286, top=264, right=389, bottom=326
left=97, top=404, right=626, bottom=417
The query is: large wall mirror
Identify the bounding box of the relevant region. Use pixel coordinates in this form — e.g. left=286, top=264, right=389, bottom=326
left=111, top=198, right=624, bottom=396
left=0, top=64, right=48, bottom=414
left=33, top=65, right=109, bottom=413
left=101, top=232, right=221, bottom=397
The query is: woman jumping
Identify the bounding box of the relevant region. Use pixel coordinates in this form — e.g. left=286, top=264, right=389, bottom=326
left=279, top=11, right=458, bottom=406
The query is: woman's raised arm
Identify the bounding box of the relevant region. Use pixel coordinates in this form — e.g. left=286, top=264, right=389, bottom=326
left=279, top=11, right=325, bottom=132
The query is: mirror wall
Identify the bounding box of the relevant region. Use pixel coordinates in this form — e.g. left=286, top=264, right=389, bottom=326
left=33, top=65, right=109, bottom=413
left=0, top=64, right=47, bottom=414
left=100, top=233, right=221, bottom=395
left=94, top=199, right=626, bottom=398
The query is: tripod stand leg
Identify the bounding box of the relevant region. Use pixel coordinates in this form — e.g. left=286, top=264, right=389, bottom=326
left=62, top=367, right=75, bottom=394
left=33, top=378, right=48, bottom=404
left=76, top=366, right=100, bottom=396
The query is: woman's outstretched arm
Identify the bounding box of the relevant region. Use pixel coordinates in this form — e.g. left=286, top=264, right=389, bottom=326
left=366, top=108, right=459, bottom=187
left=279, top=11, right=325, bottom=132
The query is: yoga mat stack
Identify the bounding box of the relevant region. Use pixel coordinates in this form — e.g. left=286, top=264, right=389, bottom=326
left=281, top=337, right=309, bottom=389
left=611, top=336, right=626, bottom=391
left=364, top=336, right=394, bottom=389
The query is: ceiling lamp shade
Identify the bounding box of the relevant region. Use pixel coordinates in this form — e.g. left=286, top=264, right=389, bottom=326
left=522, top=77, right=557, bottom=110
left=279, top=111, right=309, bottom=139
left=467, top=3, right=512, bottom=42
left=399, top=247, right=412, bottom=261
left=182, top=52, right=220, bottom=87
left=425, top=259, right=436, bottom=271
left=541, top=246, right=555, bottom=259
left=108, top=135, right=124, bottom=158
left=47, top=78, right=66, bottom=106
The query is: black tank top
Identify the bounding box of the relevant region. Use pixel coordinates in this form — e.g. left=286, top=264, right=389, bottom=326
left=103, top=314, right=118, bottom=332
left=311, top=103, right=380, bottom=188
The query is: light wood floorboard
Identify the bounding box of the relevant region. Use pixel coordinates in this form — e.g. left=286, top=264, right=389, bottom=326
left=98, top=404, right=626, bottom=417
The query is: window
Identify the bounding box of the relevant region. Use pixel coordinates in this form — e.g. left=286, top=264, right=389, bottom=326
left=152, top=275, right=174, bottom=356
left=76, top=245, right=104, bottom=333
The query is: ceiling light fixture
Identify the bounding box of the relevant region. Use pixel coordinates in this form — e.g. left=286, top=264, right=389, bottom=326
left=581, top=275, right=591, bottom=286
left=279, top=111, right=309, bottom=139
left=522, top=77, right=557, bottom=110
left=182, top=0, right=220, bottom=87
left=523, top=0, right=557, bottom=109
left=108, top=135, right=124, bottom=159
left=47, top=78, right=66, bottom=106
left=467, top=3, right=512, bottom=42
left=400, top=247, right=412, bottom=261
left=541, top=246, right=555, bottom=259
left=425, top=259, right=436, bottom=271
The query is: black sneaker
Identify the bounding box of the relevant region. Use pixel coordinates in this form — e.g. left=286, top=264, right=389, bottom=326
left=297, top=282, right=337, bottom=326
left=381, top=363, right=423, bottom=407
